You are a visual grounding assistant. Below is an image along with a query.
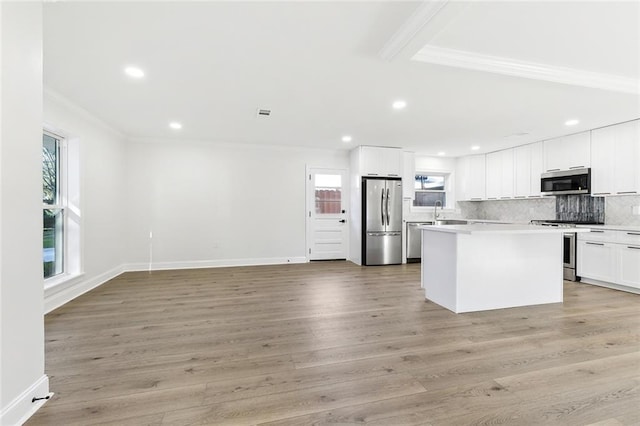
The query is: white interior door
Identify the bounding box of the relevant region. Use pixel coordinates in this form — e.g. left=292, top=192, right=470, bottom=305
left=307, top=168, right=348, bottom=260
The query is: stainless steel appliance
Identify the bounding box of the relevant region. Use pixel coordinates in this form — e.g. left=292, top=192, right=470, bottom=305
left=406, top=222, right=433, bottom=263
left=362, top=178, right=403, bottom=265
left=541, top=168, right=591, bottom=195
left=532, top=219, right=603, bottom=281
left=407, top=222, right=433, bottom=263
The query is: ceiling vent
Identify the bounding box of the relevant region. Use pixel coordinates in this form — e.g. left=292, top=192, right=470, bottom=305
left=256, top=108, right=271, bottom=118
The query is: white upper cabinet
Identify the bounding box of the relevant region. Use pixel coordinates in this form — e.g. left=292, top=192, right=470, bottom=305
left=456, top=154, right=486, bottom=201
left=514, top=145, right=531, bottom=198
left=486, top=149, right=513, bottom=199
left=543, top=131, right=591, bottom=172
left=500, top=149, right=514, bottom=199
left=402, top=151, right=415, bottom=200
left=514, top=142, right=544, bottom=198
left=359, top=146, right=402, bottom=177
left=485, top=151, right=501, bottom=200
left=591, top=120, right=640, bottom=196
left=468, top=154, right=486, bottom=200
left=529, top=142, right=544, bottom=197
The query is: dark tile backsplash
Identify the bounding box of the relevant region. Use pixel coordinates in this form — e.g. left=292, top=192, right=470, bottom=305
left=556, top=195, right=605, bottom=223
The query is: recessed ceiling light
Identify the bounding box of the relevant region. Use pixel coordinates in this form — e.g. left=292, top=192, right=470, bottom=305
left=471, top=146, right=480, bottom=151
left=169, top=122, right=182, bottom=130
left=341, top=135, right=352, bottom=143
left=124, top=66, right=145, bottom=79
left=565, top=119, right=579, bottom=126
left=392, top=100, right=407, bottom=110
left=437, top=151, right=446, bottom=156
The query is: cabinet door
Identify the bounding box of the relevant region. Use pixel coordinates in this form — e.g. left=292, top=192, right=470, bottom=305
left=485, top=151, right=501, bottom=200
left=500, top=149, right=514, bottom=199
left=590, top=126, right=615, bottom=196
left=543, top=138, right=564, bottom=172
left=360, top=147, right=383, bottom=176
left=544, top=132, right=590, bottom=171
left=468, top=154, right=486, bottom=200
left=529, top=142, right=544, bottom=197
left=578, top=241, right=617, bottom=282
left=563, top=132, right=591, bottom=169
left=513, top=145, right=531, bottom=198
left=361, top=147, right=402, bottom=177
left=382, top=148, right=402, bottom=177
left=402, top=151, right=415, bottom=200
left=618, top=245, right=640, bottom=289
left=455, top=156, right=470, bottom=202
left=613, top=120, right=640, bottom=195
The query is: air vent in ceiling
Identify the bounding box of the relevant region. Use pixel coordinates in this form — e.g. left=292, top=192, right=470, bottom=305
left=256, top=108, right=271, bottom=118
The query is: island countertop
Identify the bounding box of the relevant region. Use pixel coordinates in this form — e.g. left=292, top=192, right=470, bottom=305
left=418, top=224, right=592, bottom=235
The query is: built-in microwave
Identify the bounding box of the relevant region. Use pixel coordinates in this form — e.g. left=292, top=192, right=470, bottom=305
left=541, top=168, right=590, bottom=195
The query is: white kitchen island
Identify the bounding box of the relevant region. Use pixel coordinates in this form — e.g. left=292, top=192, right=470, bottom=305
left=419, top=224, right=590, bottom=313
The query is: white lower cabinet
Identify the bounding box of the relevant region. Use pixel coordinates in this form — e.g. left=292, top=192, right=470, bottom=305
left=577, top=241, right=617, bottom=283
left=618, top=245, right=640, bottom=289
left=577, top=229, right=640, bottom=292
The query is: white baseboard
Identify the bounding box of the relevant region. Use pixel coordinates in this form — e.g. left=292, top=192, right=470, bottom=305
left=44, top=257, right=308, bottom=313
left=44, top=265, right=125, bottom=314
left=579, top=278, right=640, bottom=295
left=0, top=375, right=50, bottom=426
left=125, top=256, right=308, bottom=272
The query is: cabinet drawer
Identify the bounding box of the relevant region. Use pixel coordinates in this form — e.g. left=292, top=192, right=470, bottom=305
left=617, top=230, right=640, bottom=246
left=577, top=229, right=617, bottom=243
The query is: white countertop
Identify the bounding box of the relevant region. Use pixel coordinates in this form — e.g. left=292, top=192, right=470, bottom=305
left=419, top=224, right=592, bottom=235
left=576, top=224, right=640, bottom=232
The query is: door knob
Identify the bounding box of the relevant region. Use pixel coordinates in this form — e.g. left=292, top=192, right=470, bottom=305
left=339, top=219, right=346, bottom=223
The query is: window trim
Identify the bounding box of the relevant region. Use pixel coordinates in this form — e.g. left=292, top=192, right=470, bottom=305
left=43, top=130, right=67, bottom=280
left=411, top=170, right=454, bottom=210
left=43, top=125, right=82, bottom=288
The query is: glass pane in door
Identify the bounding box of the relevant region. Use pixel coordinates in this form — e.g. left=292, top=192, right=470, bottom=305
left=315, top=174, right=342, bottom=214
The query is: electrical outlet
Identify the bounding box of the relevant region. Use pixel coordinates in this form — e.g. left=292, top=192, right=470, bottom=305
left=632, top=205, right=640, bottom=215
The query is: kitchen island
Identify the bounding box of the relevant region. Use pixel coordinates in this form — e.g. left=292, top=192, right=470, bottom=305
left=419, top=224, right=590, bottom=313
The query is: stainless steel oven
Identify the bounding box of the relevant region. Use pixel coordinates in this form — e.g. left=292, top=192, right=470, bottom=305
left=563, top=232, right=577, bottom=281
left=532, top=220, right=597, bottom=281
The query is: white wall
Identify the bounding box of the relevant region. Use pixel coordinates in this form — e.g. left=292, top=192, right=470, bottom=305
left=126, top=140, right=349, bottom=269
left=0, top=3, right=50, bottom=424
left=414, top=155, right=456, bottom=173
left=42, top=92, right=128, bottom=312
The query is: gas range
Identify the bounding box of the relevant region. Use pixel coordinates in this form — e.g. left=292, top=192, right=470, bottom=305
left=531, top=219, right=604, bottom=281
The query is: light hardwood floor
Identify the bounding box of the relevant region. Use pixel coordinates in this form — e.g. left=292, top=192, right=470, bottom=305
left=28, top=262, right=639, bottom=425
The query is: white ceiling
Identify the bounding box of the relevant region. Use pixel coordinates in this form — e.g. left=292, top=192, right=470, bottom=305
left=43, top=1, right=640, bottom=157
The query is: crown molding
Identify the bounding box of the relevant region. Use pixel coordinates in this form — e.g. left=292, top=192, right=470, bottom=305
left=412, top=45, right=640, bottom=94
left=43, top=88, right=128, bottom=138
left=378, top=0, right=450, bottom=62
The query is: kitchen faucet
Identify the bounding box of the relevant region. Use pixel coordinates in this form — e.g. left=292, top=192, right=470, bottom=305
left=433, top=200, right=442, bottom=222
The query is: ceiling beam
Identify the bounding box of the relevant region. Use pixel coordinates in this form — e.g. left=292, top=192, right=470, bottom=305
left=378, top=0, right=450, bottom=62
left=412, top=45, right=640, bottom=95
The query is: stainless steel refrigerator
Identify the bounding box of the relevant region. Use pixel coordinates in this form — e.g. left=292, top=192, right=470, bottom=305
left=362, top=178, right=402, bottom=265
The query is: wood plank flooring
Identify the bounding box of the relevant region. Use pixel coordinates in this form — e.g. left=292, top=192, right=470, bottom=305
left=27, top=261, right=640, bottom=425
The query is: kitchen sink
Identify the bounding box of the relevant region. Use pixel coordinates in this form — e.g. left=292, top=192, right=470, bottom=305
left=434, top=219, right=468, bottom=225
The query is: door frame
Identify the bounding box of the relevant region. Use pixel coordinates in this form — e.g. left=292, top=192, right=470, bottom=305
left=305, top=166, right=349, bottom=262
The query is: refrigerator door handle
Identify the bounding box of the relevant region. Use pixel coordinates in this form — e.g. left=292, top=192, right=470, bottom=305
left=386, top=188, right=390, bottom=226
left=380, top=189, right=385, bottom=226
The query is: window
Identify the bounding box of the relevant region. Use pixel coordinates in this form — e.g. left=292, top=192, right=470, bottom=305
left=314, top=174, right=342, bottom=214
left=413, top=173, right=447, bottom=207
left=43, top=133, right=65, bottom=278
